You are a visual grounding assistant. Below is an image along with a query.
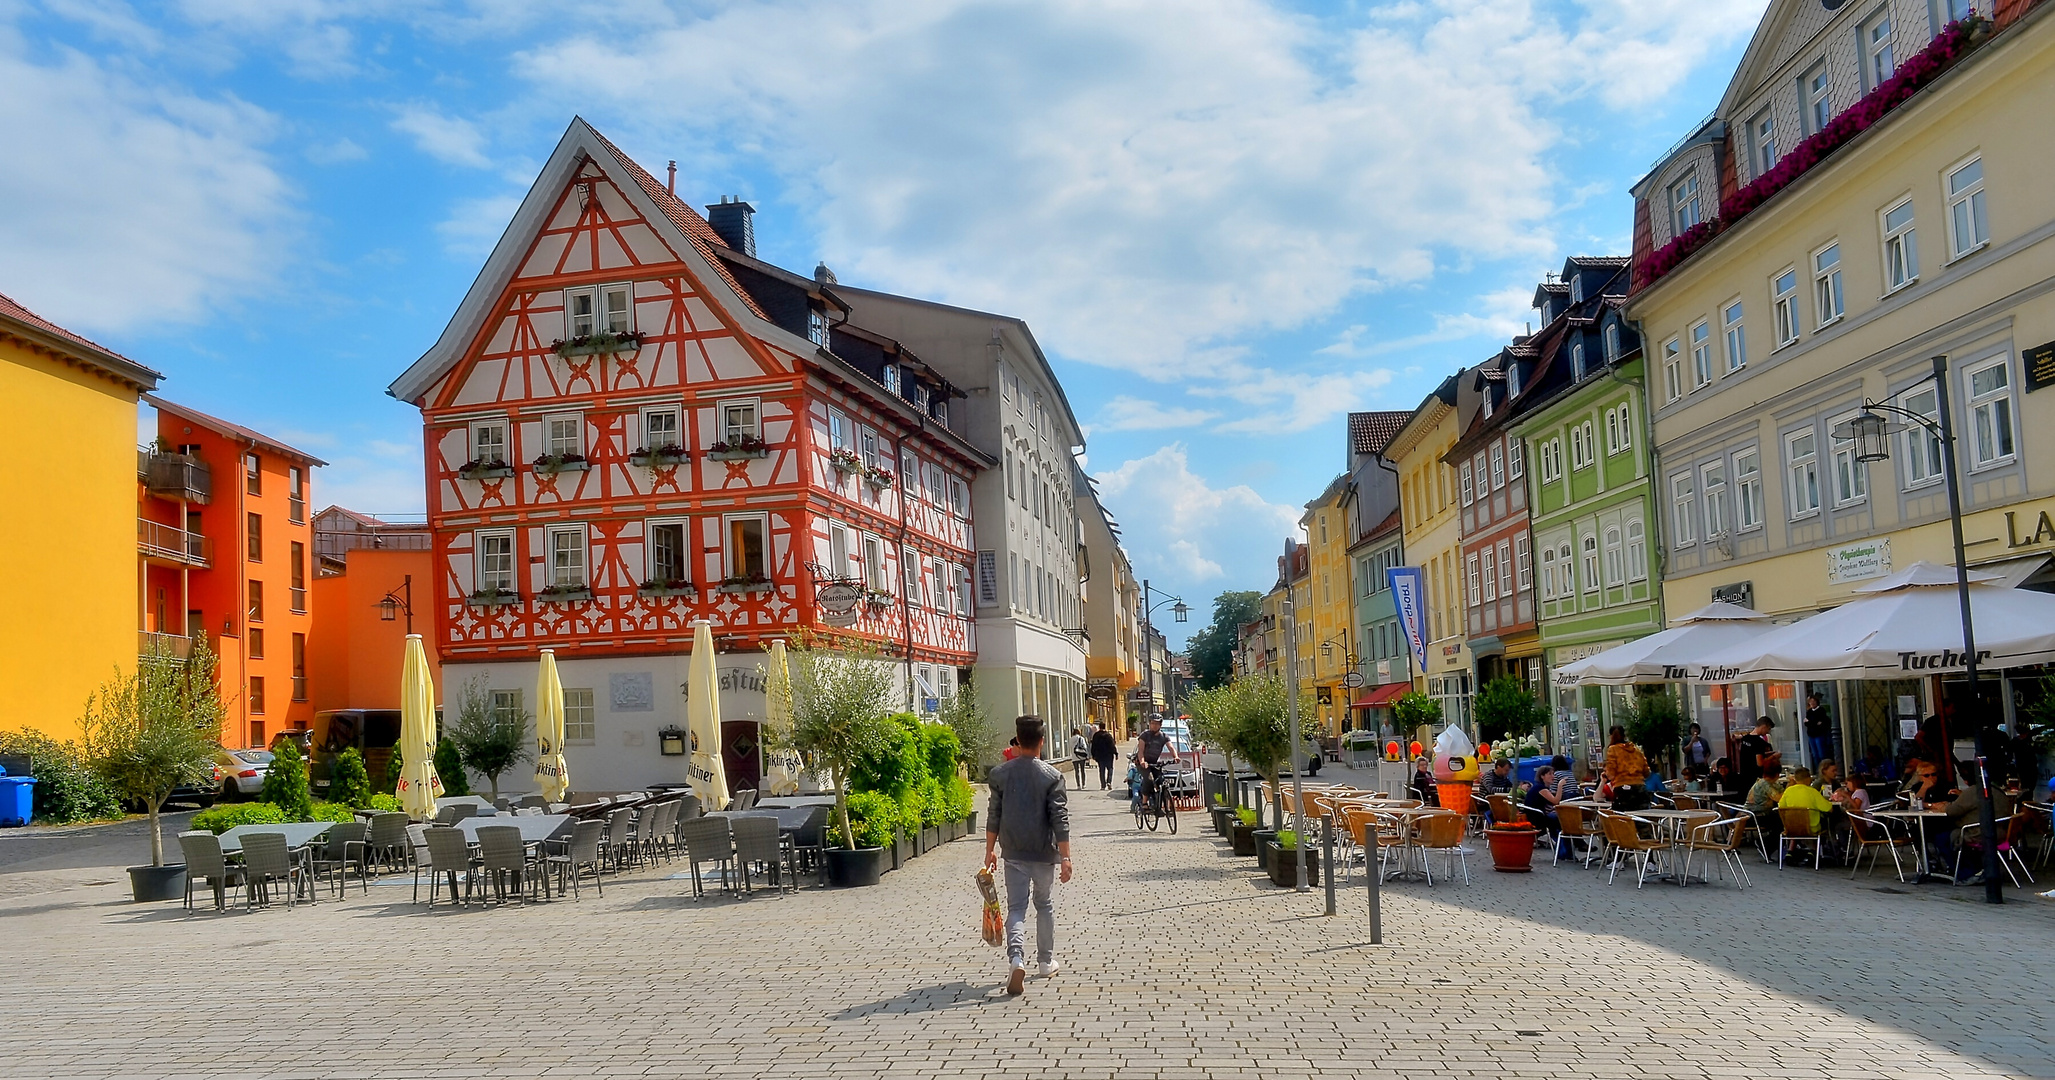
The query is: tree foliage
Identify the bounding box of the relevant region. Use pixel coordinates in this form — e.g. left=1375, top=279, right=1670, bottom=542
left=1392, top=692, right=1443, bottom=736
left=434, top=738, right=470, bottom=797
left=76, top=639, right=227, bottom=866
left=260, top=741, right=314, bottom=821
left=1473, top=676, right=1548, bottom=746
left=0, top=729, right=121, bottom=824
left=449, top=680, right=530, bottom=800
left=328, top=747, right=373, bottom=808
left=784, top=639, right=900, bottom=849
left=1624, top=690, right=1687, bottom=772
left=936, top=676, right=998, bottom=778
left=1186, top=591, right=1263, bottom=690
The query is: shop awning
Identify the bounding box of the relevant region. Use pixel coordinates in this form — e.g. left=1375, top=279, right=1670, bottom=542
left=1352, top=682, right=1411, bottom=709
left=1554, top=601, right=1771, bottom=686
left=1976, top=552, right=2053, bottom=590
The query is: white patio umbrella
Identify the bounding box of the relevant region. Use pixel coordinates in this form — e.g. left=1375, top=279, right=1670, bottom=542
left=1554, top=601, right=1774, bottom=686
left=1694, top=561, right=2055, bottom=682
left=395, top=633, right=443, bottom=821
left=534, top=648, right=570, bottom=803
left=686, top=620, right=731, bottom=811
left=760, top=640, right=803, bottom=796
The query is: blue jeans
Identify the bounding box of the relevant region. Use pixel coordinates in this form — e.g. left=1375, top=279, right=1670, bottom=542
left=1003, top=858, right=1057, bottom=968
left=1809, top=736, right=1835, bottom=768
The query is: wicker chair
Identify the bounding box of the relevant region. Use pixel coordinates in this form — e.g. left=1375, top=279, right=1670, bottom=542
left=240, top=832, right=305, bottom=909
left=604, top=807, right=639, bottom=873
left=678, top=816, right=734, bottom=900
left=544, top=819, right=607, bottom=899
left=1682, top=815, right=1752, bottom=888
left=728, top=789, right=758, bottom=811
left=641, top=800, right=678, bottom=865
left=788, top=805, right=831, bottom=878
left=434, top=804, right=478, bottom=826
left=177, top=831, right=243, bottom=913
left=1777, top=808, right=1823, bottom=870
left=310, top=820, right=372, bottom=898
left=475, top=824, right=539, bottom=902
left=732, top=815, right=793, bottom=895
left=366, top=812, right=413, bottom=873
left=421, top=826, right=477, bottom=907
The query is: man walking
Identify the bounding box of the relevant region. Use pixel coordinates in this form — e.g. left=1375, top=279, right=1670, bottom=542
left=984, top=716, right=1073, bottom=996
left=1091, top=724, right=1118, bottom=789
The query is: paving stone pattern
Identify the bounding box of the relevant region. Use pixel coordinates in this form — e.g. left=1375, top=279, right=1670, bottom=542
left=0, top=760, right=2049, bottom=1079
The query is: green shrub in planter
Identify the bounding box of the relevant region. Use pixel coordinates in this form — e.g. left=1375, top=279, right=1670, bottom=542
left=835, top=789, right=897, bottom=850
left=915, top=775, right=947, bottom=827
left=260, top=742, right=313, bottom=821
left=0, top=729, right=121, bottom=824
left=364, top=793, right=402, bottom=813
left=328, top=748, right=372, bottom=808
left=943, top=775, right=975, bottom=821
left=191, top=802, right=289, bottom=835
left=309, top=801, right=356, bottom=824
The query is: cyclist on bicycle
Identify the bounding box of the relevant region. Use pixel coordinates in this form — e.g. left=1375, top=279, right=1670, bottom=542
left=1132, top=717, right=1174, bottom=817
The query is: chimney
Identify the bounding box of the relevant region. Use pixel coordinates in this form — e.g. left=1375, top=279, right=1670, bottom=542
left=705, top=196, right=756, bottom=257
left=666, top=160, right=676, bottom=195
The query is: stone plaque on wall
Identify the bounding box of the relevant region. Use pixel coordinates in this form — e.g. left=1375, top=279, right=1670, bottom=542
left=610, top=672, right=655, bottom=712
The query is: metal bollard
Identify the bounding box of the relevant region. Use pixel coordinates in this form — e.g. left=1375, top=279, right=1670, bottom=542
left=1366, top=815, right=1382, bottom=945
left=1322, top=813, right=1336, bottom=916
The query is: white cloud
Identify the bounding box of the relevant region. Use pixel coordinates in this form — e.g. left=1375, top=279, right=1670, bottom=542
left=1093, top=444, right=1303, bottom=586
left=391, top=104, right=491, bottom=168
left=1313, top=283, right=1540, bottom=360
left=1092, top=395, right=1220, bottom=433
left=435, top=192, right=523, bottom=257
left=1194, top=365, right=1396, bottom=435
left=0, top=30, right=293, bottom=332
left=306, top=136, right=367, bottom=164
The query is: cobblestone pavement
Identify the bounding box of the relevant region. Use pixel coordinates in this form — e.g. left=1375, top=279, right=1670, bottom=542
left=0, top=765, right=2050, bottom=1079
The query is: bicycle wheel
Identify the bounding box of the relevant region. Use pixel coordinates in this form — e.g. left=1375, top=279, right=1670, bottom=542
left=1145, top=792, right=1161, bottom=831
left=1133, top=794, right=1146, bottom=831
left=1165, top=796, right=1178, bottom=834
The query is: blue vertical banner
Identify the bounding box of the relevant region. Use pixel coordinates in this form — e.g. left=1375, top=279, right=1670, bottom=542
left=1387, top=566, right=1428, bottom=675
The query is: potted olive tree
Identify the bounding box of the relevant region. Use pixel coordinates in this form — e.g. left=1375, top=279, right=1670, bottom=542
left=1219, top=675, right=1291, bottom=867
left=449, top=679, right=533, bottom=801
left=79, top=639, right=227, bottom=902
left=784, top=638, right=899, bottom=887
left=1185, top=684, right=1239, bottom=837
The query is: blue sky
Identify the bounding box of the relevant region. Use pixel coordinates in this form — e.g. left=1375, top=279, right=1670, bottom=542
left=1, top=0, right=1767, bottom=647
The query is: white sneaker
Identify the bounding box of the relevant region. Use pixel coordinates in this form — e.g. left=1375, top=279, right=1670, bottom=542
left=1039, top=959, right=1060, bottom=978
left=1006, top=965, right=1025, bottom=995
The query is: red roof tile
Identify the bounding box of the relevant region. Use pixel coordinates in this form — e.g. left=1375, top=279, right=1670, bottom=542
left=0, top=292, right=159, bottom=388
left=147, top=395, right=327, bottom=467
left=584, top=128, right=771, bottom=323
left=1348, top=410, right=1411, bottom=456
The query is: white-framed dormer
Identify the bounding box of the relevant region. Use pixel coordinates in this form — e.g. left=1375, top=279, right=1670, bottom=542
left=564, top=281, right=633, bottom=339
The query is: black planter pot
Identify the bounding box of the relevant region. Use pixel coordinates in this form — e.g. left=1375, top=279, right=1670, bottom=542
left=825, top=847, right=887, bottom=887
left=1252, top=829, right=1278, bottom=870
left=965, top=811, right=978, bottom=833
left=1230, top=821, right=1260, bottom=857
left=128, top=864, right=187, bottom=903
left=892, top=835, right=915, bottom=868
left=922, top=826, right=942, bottom=851
left=1263, top=843, right=1321, bottom=887
left=1209, top=807, right=1234, bottom=837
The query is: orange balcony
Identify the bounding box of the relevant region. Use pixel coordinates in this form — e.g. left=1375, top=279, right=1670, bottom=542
left=138, top=518, right=210, bottom=567
left=137, top=448, right=212, bottom=504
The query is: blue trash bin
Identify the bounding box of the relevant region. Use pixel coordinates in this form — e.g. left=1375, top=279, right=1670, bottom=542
left=1512, top=755, right=1553, bottom=789
left=0, top=766, right=34, bottom=827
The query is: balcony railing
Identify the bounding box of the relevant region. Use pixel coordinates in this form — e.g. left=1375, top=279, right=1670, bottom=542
left=291, top=676, right=307, bottom=702
left=289, top=497, right=306, bottom=525
left=138, top=631, right=192, bottom=661
left=290, top=587, right=308, bottom=614
left=138, top=449, right=212, bottom=504
left=138, top=518, right=210, bottom=566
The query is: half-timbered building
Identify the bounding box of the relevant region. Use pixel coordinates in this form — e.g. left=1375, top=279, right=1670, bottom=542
left=388, top=118, right=990, bottom=791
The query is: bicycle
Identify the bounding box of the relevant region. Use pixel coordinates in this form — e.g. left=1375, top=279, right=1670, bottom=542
left=1132, top=764, right=1178, bottom=833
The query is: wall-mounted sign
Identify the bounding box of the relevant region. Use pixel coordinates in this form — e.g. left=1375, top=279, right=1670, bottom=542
left=1826, top=537, right=1892, bottom=584
left=816, top=581, right=863, bottom=615
left=2024, top=340, right=2055, bottom=392
left=1711, top=581, right=1753, bottom=608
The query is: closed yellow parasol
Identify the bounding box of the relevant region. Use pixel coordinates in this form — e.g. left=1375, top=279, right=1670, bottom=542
left=762, top=639, right=802, bottom=796
left=686, top=620, right=731, bottom=811
left=534, top=647, right=570, bottom=803
left=395, top=633, right=443, bottom=821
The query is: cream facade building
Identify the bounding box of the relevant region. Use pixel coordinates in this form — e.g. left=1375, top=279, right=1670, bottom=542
left=1384, top=373, right=1472, bottom=729
left=1626, top=0, right=2055, bottom=765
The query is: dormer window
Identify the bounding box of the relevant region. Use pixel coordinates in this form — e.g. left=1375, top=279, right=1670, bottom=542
left=1604, top=323, right=1621, bottom=363
left=1507, top=362, right=1521, bottom=397
left=1570, top=275, right=1584, bottom=304
left=1572, top=341, right=1586, bottom=380
left=1482, top=386, right=1494, bottom=419
left=1670, top=170, right=1703, bottom=235
left=882, top=364, right=900, bottom=395
left=807, top=307, right=829, bottom=347
left=1538, top=300, right=1552, bottom=323
left=931, top=396, right=948, bottom=425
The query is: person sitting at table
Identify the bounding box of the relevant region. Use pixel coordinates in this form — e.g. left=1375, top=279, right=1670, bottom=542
left=1834, top=772, right=1871, bottom=814
left=1676, top=764, right=1700, bottom=791
left=1411, top=755, right=1437, bottom=806
left=1905, top=758, right=1947, bottom=805
left=1603, top=727, right=1652, bottom=812
left=1778, top=767, right=1838, bottom=854
left=1548, top=756, right=1581, bottom=803
left=1929, top=759, right=1985, bottom=882
left=1525, top=765, right=1562, bottom=840
left=1745, top=753, right=1787, bottom=847
left=1705, top=757, right=1739, bottom=798
left=1481, top=758, right=1516, bottom=797
left=1815, top=760, right=1841, bottom=794
left=1862, top=745, right=1898, bottom=782
left=1645, top=770, right=1671, bottom=798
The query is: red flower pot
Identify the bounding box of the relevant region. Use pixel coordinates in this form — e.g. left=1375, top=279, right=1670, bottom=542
left=1486, top=827, right=1538, bottom=873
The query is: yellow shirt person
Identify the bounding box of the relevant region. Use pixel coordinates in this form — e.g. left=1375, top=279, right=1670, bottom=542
left=1777, top=772, right=1836, bottom=833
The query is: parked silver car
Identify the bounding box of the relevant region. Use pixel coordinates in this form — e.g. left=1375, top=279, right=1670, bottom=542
left=216, top=748, right=274, bottom=798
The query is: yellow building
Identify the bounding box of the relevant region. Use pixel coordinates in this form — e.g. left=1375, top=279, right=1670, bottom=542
left=1301, top=476, right=1355, bottom=736
left=1384, top=373, right=1472, bottom=730
left=1626, top=0, right=2055, bottom=765
left=0, top=294, right=162, bottom=741
left=1078, top=469, right=1141, bottom=736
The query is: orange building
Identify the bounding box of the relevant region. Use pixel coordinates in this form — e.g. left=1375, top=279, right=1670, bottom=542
left=308, top=510, right=444, bottom=715
left=140, top=397, right=324, bottom=749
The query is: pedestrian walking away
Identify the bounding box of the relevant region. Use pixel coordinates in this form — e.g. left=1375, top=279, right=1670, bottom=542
left=1090, top=725, right=1118, bottom=790
left=984, top=715, right=1073, bottom=996
left=1072, top=726, right=1092, bottom=789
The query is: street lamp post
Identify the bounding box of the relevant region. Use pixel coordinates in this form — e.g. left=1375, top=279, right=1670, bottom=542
left=1138, top=579, right=1189, bottom=734
left=1835, top=354, right=2002, bottom=904
left=379, top=575, right=415, bottom=636
left=1320, top=633, right=1358, bottom=735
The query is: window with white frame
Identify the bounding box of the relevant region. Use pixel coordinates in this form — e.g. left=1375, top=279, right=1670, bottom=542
left=863, top=534, right=886, bottom=592
left=955, top=565, right=971, bottom=617
left=1508, top=437, right=1523, bottom=479
left=1773, top=268, right=1801, bottom=347
left=1473, top=452, right=1489, bottom=496
left=1691, top=320, right=1713, bottom=388
left=565, top=287, right=596, bottom=338
left=545, top=414, right=581, bottom=458
left=1490, top=444, right=1505, bottom=490
left=1864, top=11, right=1896, bottom=89
left=1830, top=413, right=1869, bottom=506
left=1900, top=385, right=1946, bottom=486
left=1570, top=424, right=1587, bottom=470
left=1481, top=546, right=1497, bottom=602
left=1671, top=472, right=1696, bottom=546
left=1556, top=540, right=1574, bottom=595
left=1581, top=534, right=1599, bottom=592
left=830, top=523, right=854, bottom=580
left=1663, top=338, right=1683, bottom=402
left=1570, top=275, right=1584, bottom=304
left=1497, top=542, right=1512, bottom=599
left=1787, top=430, right=1822, bottom=517
left=950, top=476, right=969, bottom=515
left=547, top=526, right=586, bottom=588
left=1803, top=63, right=1832, bottom=134
left=648, top=520, right=688, bottom=584
left=1882, top=197, right=1919, bottom=292
left=1701, top=461, right=1728, bottom=538
left=1735, top=448, right=1764, bottom=530
left=1722, top=301, right=1747, bottom=373
left=721, top=401, right=761, bottom=446
left=1604, top=323, right=1621, bottom=363
left=1604, top=408, right=1620, bottom=455
left=1625, top=518, right=1647, bottom=582
left=1813, top=242, right=1845, bottom=326
left=563, top=688, right=596, bottom=743
left=1966, top=355, right=2016, bottom=467
left=860, top=430, right=880, bottom=470
left=472, top=420, right=507, bottom=466
left=725, top=514, right=767, bottom=581
left=1466, top=553, right=1480, bottom=606
left=828, top=409, right=848, bottom=452
left=1947, top=156, right=1988, bottom=259
left=1615, top=402, right=1632, bottom=452
left=1944, top=0, right=1975, bottom=19
left=933, top=557, right=950, bottom=614
left=1604, top=524, right=1624, bottom=587
left=807, top=307, right=829, bottom=347
left=642, top=407, right=680, bottom=450
left=1571, top=341, right=1586, bottom=380
left=1670, top=170, right=1703, bottom=236
left=906, top=551, right=924, bottom=607
left=1539, top=544, right=1556, bottom=599
left=477, top=531, right=514, bottom=593
left=1748, top=110, right=1777, bottom=178
left=1460, top=461, right=1474, bottom=506
left=601, top=284, right=632, bottom=335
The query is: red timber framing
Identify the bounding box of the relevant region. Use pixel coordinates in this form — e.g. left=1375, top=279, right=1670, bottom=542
left=391, top=119, right=987, bottom=668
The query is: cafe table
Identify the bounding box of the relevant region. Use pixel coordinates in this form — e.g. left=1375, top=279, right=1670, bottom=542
left=1365, top=805, right=1445, bottom=883
left=1869, top=808, right=1950, bottom=881
left=452, top=813, right=574, bottom=847
left=217, top=821, right=335, bottom=854
left=1626, top=809, right=1706, bottom=885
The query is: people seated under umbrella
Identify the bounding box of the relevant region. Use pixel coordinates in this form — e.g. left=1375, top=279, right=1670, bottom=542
left=1745, top=753, right=1788, bottom=847
left=1778, top=766, right=1840, bottom=859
